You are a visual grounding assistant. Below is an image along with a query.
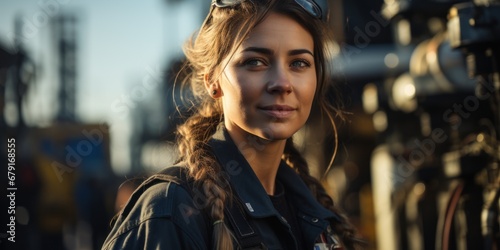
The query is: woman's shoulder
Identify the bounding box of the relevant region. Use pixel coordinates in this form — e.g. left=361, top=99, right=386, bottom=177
left=132, top=180, right=189, bottom=219
left=122, top=169, right=207, bottom=226
left=102, top=175, right=210, bottom=249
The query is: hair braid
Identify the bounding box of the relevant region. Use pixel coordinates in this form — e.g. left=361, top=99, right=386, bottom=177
left=176, top=103, right=234, bottom=250
left=283, top=138, right=362, bottom=249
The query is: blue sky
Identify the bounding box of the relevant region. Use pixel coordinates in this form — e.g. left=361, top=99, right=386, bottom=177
left=0, top=0, right=203, bottom=173
left=1, top=0, right=166, bottom=120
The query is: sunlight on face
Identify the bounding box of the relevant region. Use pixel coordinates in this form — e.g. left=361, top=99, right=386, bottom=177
left=219, top=12, right=317, bottom=143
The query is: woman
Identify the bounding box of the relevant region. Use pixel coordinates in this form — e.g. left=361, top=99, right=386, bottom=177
left=102, top=0, right=361, bottom=249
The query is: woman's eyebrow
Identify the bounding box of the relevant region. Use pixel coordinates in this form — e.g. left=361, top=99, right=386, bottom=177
left=242, top=47, right=273, bottom=55
left=288, top=49, right=314, bottom=57
left=241, top=47, right=314, bottom=57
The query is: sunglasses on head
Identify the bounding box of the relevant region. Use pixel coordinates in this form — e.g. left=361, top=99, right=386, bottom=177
left=212, top=0, right=328, bottom=22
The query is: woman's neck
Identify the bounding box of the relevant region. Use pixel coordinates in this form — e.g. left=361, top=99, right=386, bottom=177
left=245, top=141, right=285, bottom=195
left=227, top=129, right=285, bottom=195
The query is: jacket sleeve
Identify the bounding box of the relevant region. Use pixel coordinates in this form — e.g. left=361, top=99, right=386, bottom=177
left=101, top=182, right=210, bottom=250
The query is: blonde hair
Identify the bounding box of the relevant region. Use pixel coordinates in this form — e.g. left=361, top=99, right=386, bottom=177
left=175, top=0, right=360, bottom=248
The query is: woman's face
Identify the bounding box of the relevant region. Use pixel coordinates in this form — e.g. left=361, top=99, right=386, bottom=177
left=218, top=12, right=317, bottom=142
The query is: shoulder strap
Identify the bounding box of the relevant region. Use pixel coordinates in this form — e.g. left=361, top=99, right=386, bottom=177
left=225, top=202, right=266, bottom=249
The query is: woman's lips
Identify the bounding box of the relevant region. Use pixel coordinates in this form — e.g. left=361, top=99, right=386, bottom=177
left=259, top=105, right=296, bottom=119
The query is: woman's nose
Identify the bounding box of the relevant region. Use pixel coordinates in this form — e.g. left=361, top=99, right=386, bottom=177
left=266, top=66, right=292, bottom=95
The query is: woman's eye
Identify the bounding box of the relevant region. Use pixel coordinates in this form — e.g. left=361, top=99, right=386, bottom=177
left=291, top=60, right=311, bottom=69
left=244, top=59, right=265, bottom=67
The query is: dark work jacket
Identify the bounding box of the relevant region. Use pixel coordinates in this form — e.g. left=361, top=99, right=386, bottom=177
left=101, top=127, right=343, bottom=250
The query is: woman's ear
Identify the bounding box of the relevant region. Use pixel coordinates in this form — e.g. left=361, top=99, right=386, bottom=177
left=204, top=73, right=222, bottom=98
left=203, top=73, right=212, bottom=92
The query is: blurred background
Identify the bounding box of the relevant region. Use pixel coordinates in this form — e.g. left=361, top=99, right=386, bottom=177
left=1, top=0, right=499, bottom=249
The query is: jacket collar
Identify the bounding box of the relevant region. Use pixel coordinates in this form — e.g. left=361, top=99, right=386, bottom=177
left=208, top=125, right=337, bottom=221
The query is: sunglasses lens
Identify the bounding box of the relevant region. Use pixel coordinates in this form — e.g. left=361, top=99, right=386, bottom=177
left=213, top=0, right=328, bottom=21
left=213, top=0, right=244, bottom=7
left=295, top=0, right=327, bottom=20
left=295, top=0, right=319, bottom=17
